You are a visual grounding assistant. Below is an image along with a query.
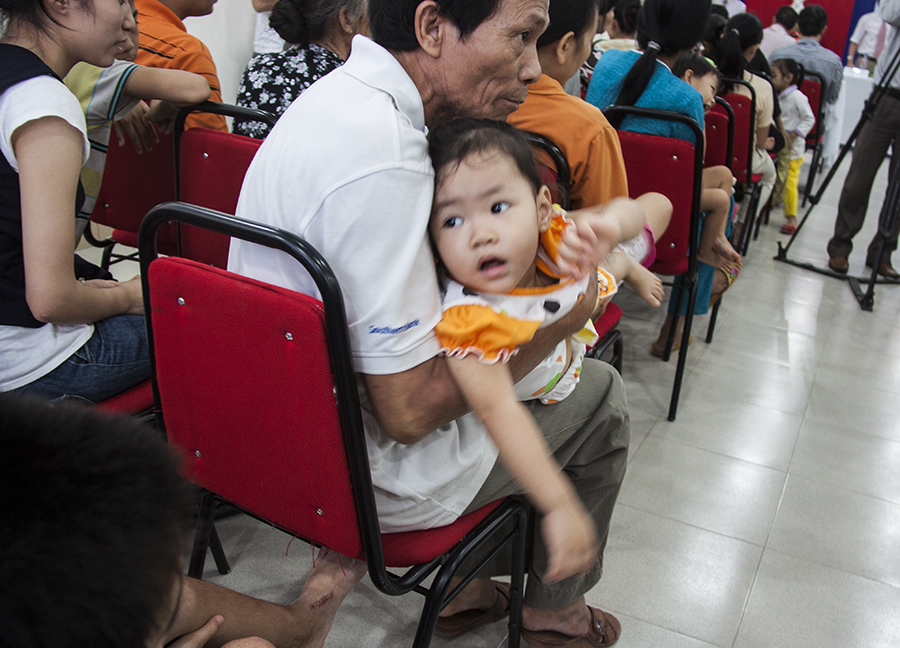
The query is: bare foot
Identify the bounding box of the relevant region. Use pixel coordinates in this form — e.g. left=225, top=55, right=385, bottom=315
left=287, top=549, right=367, bottom=648
left=522, top=597, right=591, bottom=636
left=438, top=577, right=498, bottom=618
left=712, top=234, right=741, bottom=264
left=625, top=265, right=664, bottom=307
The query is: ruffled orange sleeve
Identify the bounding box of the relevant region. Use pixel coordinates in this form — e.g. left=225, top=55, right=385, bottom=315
left=536, top=207, right=571, bottom=278
left=436, top=304, right=542, bottom=364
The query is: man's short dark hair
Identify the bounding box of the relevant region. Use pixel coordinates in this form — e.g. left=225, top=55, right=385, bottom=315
left=797, top=4, right=827, bottom=37
left=428, top=118, right=542, bottom=196
left=775, top=5, right=797, bottom=30
left=0, top=395, right=194, bottom=648
left=369, top=0, right=503, bottom=51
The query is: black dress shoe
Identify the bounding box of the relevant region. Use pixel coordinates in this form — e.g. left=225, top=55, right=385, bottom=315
left=867, top=261, right=900, bottom=280
left=828, top=256, right=849, bottom=274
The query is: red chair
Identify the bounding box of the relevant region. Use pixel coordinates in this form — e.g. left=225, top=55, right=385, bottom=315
left=137, top=202, right=530, bottom=648
left=94, top=379, right=154, bottom=417
left=704, top=97, right=734, bottom=170
left=172, top=102, right=276, bottom=268
left=84, top=130, right=178, bottom=268
left=797, top=69, right=826, bottom=207
left=523, top=131, right=624, bottom=372
left=719, top=77, right=764, bottom=256
left=603, top=106, right=704, bottom=421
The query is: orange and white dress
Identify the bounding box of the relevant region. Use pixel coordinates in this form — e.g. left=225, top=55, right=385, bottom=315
left=436, top=210, right=616, bottom=404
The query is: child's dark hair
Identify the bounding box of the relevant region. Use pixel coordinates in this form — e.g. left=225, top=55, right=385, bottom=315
left=673, top=51, right=719, bottom=84
left=771, top=57, right=802, bottom=85
left=0, top=394, right=195, bottom=648
left=428, top=118, right=541, bottom=195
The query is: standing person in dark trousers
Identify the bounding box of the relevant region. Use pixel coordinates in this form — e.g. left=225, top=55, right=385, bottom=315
left=826, top=0, right=900, bottom=279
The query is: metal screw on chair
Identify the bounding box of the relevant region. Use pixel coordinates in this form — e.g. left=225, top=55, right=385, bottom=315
left=203, top=152, right=209, bottom=158
left=285, top=332, right=293, bottom=340
left=178, top=297, right=185, bottom=305
left=316, top=508, right=323, bottom=516
left=672, top=155, right=678, bottom=161
left=195, top=450, right=201, bottom=458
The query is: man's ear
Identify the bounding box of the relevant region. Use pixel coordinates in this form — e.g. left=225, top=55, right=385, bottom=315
left=537, top=186, right=555, bottom=232
left=555, top=31, right=577, bottom=66
left=415, top=1, right=448, bottom=58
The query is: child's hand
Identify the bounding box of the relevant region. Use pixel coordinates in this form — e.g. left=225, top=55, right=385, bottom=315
left=540, top=497, right=599, bottom=583
left=554, top=222, right=595, bottom=280
left=113, top=101, right=158, bottom=154
left=764, top=136, right=776, bottom=151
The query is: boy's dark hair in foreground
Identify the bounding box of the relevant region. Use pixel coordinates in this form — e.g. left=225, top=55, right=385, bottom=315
left=0, top=395, right=194, bottom=648
left=427, top=117, right=542, bottom=195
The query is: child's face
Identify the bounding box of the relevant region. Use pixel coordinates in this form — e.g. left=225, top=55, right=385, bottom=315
left=771, top=67, right=791, bottom=93
left=117, top=1, right=140, bottom=62
left=431, top=150, right=553, bottom=294
left=685, top=71, right=719, bottom=113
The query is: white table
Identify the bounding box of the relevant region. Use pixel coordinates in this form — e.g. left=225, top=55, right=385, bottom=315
left=839, top=66, right=875, bottom=146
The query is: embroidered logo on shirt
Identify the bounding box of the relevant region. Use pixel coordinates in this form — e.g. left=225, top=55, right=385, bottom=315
left=368, top=320, right=420, bottom=335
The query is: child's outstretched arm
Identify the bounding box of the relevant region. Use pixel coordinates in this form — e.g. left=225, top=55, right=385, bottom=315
left=556, top=197, right=649, bottom=278
left=445, top=355, right=599, bottom=583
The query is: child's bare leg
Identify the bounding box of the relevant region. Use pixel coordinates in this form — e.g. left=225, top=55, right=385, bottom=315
left=166, top=549, right=367, bottom=648
left=702, top=165, right=734, bottom=194
left=635, top=191, right=672, bottom=240
left=698, top=187, right=740, bottom=267
left=603, top=253, right=663, bottom=307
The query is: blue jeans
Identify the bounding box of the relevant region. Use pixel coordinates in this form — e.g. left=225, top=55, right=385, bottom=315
left=17, top=314, right=150, bottom=403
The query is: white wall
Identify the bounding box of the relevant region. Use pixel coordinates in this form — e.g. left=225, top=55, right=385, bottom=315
left=183, top=0, right=256, bottom=105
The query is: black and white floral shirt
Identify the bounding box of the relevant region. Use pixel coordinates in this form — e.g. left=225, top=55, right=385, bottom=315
left=234, top=43, right=344, bottom=139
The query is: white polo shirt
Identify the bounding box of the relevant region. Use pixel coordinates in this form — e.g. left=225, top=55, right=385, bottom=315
left=229, top=35, right=499, bottom=532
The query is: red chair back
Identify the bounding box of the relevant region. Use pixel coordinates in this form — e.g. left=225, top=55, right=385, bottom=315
left=615, top=129, right=701, bottom=276
left=704, top=108, right=732, bottom=169
left=148, top=254, right=364, bottom=557
left=798, top=71, right=824, bottom=145
left=177, top=128, right=263, bottom=268
left=719, top=91, right=754, bottom=183
left=91, top=130, right=179, bottom=253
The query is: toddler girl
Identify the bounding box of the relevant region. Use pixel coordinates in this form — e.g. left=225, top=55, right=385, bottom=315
left=770, top=58, right=815, bottom=234
left=428, top=118, right=646, bottom=583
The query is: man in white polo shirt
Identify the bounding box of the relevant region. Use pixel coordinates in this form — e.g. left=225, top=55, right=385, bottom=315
left=229, top=0, right=630, bottom=645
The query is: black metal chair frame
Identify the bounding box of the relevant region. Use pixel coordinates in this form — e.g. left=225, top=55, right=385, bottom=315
left=138, top=202, right=530, bottom=648
left=705, top=96, right=735, bottom=344
left=602, top=106, right=704, bottom=421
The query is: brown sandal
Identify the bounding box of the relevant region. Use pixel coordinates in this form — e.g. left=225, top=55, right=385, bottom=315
left=434, top=580, right=510, bottom=637
left=709, top=256, right=741, bottom=307
left=521, top=606, right=621, bottom=647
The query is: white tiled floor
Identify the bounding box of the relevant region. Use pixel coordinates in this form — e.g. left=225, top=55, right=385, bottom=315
left=97, top=149, right=900, bottom=647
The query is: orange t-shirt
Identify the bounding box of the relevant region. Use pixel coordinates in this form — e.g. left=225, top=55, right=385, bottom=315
left=134, top=0, right=227, bottom=132
left=508, top=74, right=629, bottom=210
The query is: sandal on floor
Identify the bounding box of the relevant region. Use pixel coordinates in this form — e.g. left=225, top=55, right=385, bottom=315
left=435, top=581, right=510, bottom=637
left=709, top=256, right=742, bottom=307
left=650, top=335, right=693, bottom=358
left=521, top=606, right=621, bottom=647
left=780, top=222, right=797, bottom=234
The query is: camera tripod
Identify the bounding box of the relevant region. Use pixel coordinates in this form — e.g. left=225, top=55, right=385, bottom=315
left=775, top=43, right=900, bottom=312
